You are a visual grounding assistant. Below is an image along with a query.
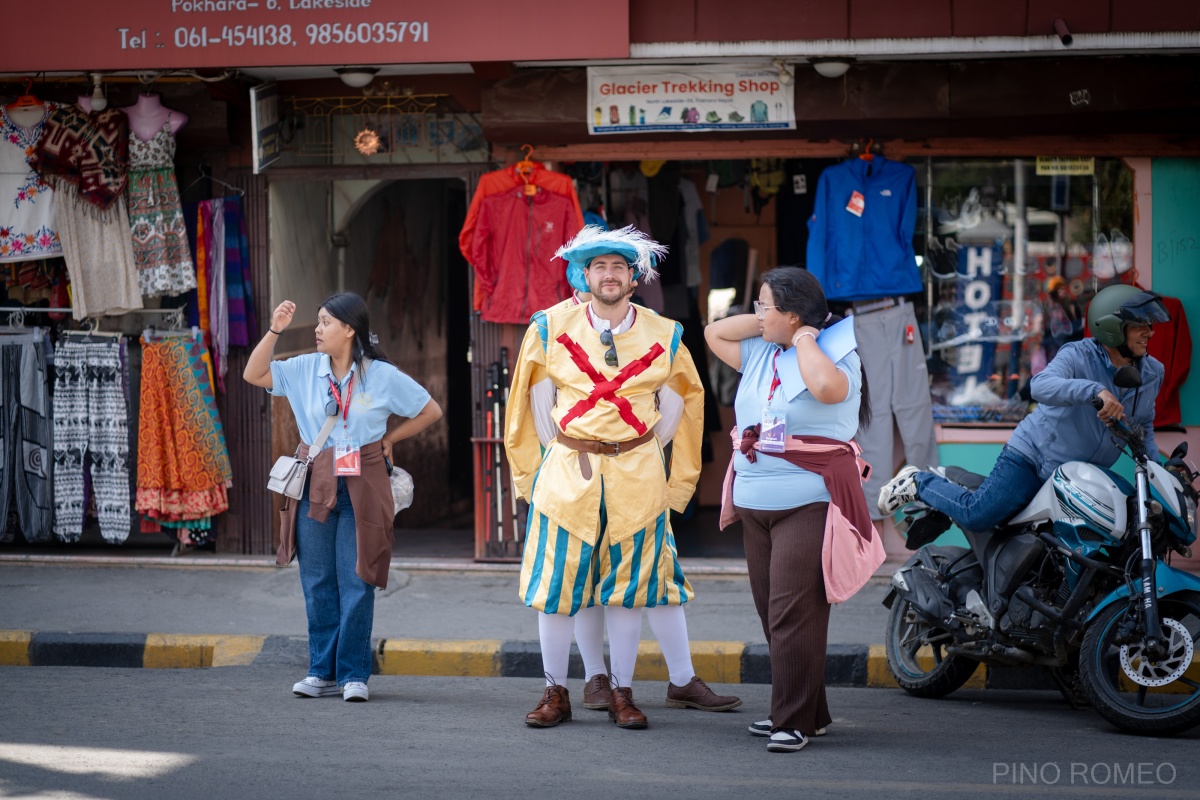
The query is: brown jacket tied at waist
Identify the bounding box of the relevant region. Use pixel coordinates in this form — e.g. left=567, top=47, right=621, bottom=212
left=277, top=439, right=395, bottom=589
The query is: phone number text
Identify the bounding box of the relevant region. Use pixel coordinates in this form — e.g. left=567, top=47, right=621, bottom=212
left=170, top=21, right=429, bottom=48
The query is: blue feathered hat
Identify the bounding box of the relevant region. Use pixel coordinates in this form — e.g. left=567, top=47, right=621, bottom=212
left=555, top=225, right=667, bottom=294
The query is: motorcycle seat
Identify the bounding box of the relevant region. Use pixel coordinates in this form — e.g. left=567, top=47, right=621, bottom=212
left=942, top=466, right=987, bottom=490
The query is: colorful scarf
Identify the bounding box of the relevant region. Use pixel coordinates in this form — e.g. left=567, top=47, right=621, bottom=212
left=30, top=105, right=129, bottom=211
left=135, top=335, right=232, bottom=521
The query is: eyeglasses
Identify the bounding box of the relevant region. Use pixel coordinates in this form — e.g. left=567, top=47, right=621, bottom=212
left=600, top=329, right=618, bottom=367
left=753, top=301, right=779, bottom=320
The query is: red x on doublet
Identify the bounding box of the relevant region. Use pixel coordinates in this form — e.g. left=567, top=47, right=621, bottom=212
left=555, top=333, right=665, bottom=436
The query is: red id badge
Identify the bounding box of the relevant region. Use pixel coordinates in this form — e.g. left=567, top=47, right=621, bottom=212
left=334, top=440, right=361, bottom=476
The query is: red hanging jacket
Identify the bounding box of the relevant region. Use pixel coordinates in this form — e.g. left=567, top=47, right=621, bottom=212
left=470, top=188, right=579, bottom=324
left=460, top=162, right=584, bottom=311
left=1148, top=295, right=1191, bottom=427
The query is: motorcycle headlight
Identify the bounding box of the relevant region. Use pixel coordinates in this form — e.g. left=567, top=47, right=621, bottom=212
left=1186, top=493, right=1197, bottom=532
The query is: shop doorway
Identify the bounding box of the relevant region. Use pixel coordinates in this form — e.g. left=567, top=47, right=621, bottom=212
left=268, top=176, right=474, bottom=557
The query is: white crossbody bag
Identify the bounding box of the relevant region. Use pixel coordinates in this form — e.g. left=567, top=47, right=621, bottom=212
left=267, top=410, right=339, bottom=500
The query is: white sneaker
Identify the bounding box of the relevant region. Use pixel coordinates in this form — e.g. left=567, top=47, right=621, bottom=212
left=748, top=719, right=772, bottom=736
left=767, top=728, right=809, bottom=752
left=750, top=719, right=825, bottom=737
left=343, top=681, right=369, bottom=702
left=878, top=465, right=922, bottom=515
left=293, top=677, right=339, bottom=698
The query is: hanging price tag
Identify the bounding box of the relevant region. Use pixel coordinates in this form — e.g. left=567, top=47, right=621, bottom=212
left=846, top=190, right=865, bottom=217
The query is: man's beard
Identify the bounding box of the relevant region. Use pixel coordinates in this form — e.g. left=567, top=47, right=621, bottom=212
left=592, top=282, right=632, bottom=305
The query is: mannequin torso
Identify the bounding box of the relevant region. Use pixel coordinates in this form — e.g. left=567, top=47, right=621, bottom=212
left=122, top=94, right=187, bottom=142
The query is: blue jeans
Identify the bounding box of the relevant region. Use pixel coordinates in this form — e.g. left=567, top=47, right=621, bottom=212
left=296, top=478, right=375, bottom=685
left=914, top=447, right=1045, bottom=532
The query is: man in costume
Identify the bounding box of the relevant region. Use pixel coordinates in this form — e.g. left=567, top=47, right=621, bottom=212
left=506, top=226, right=738, bottom=728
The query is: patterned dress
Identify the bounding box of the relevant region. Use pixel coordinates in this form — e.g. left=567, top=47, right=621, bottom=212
left=0, top=103, right=63, bottom=263
left=126, top=117, right=196, bottom=296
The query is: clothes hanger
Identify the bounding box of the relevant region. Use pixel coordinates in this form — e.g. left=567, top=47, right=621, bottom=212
left=7, top=77, right=44, bottom=111
left=185, top=167, right=245, bottom=197
left=513, top=144, right=539, bottom=197
left=64, top=316, right=122, bottom=342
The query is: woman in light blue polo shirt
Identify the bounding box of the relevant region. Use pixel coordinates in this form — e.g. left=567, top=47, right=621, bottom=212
left=705, top=267, right=871, bottom=753
left=244, top=292, right=442, bottom=702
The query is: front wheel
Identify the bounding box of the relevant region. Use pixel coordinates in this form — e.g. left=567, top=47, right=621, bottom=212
left=885, top=596, right=979, bottom=698
left=1079, top=591, right=1200, bottom=736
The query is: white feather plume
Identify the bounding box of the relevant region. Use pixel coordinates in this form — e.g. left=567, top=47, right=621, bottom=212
left=554, top=224, right=667, bottom=284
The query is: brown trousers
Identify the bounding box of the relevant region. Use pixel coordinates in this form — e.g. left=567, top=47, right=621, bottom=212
left=736, top=502, right=832, bottom=736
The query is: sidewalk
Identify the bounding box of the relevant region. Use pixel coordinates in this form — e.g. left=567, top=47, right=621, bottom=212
left=0, top=558, right=1037, bottom=690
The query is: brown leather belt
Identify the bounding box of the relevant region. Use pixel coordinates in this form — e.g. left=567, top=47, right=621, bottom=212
left=555, top=430, right=657, bottom=480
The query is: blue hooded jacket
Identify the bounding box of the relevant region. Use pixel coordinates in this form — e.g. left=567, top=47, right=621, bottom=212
left=806, top=156, right=921, bottom=302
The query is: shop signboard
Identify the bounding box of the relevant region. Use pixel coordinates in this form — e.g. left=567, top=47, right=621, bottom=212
left=0, top=0, right=628, bottom=72
left=587, top=64, right=795, bottom=135
left=250, top=81, right=281, bottom=174
left=1036, top=157, right=1095, bottom=176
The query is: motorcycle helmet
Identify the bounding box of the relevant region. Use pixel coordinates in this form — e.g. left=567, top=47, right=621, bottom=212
left=1086, top=284, right=1170, bottom=348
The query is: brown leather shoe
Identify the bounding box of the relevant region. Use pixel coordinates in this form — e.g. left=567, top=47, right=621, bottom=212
left=665, top=676, right=743, bottom=711
left=582, top=674, right=612, bottom=710
left=608, top=686, right=648, bottom=729
left=524, top=684, right=571, bottom=727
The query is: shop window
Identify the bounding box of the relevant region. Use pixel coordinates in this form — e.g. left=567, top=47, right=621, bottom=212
left=914, top=158, right=1133, bottom=425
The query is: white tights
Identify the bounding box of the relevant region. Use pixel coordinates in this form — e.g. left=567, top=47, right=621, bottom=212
left=573, top=604, right=607, bottom=680
left=538, top=612, right=574, bottom=686
left=542, top=604, right=698, bottom=688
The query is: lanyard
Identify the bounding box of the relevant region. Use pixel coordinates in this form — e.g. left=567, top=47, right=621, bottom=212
left=767, top=349, right=782, bottom=403
left=328, top=374, right=354, bottom=428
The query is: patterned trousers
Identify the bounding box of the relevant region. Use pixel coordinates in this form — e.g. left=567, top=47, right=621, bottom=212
left=53, top=339, right=131, bottom=543
left=0, top=339, right=53, bottom=543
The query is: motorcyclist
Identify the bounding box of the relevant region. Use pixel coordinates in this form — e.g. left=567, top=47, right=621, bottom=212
left=878, top=284, right=1168, bottom=531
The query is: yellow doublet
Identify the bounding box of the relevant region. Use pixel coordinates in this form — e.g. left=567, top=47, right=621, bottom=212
left=506, top=302, right=704, bottom=614
left=506, top=302, right=703, bottom=546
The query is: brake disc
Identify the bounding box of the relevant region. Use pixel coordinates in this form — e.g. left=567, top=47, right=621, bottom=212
left=1119, top=617, right=1195, bottom=688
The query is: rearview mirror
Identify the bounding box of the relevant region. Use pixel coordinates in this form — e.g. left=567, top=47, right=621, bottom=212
left=1113, top=364, right=1142, bottom=390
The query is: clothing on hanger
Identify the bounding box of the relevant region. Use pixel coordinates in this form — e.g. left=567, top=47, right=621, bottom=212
left=806, top=156, right=921, bottom=302
left=136, top=333, right=231, bottom=530
left=127, top=113, right=197, bottom=297
left=1145, top=294, right=1190, bottom=428
left=0, top=103, right=63, bottom=264
left=31, top=104, right=130, bottom=210
left=459, top=161, right=584, bottom=311
left=53, top=334, right=132, bottom=543
left=469, top=188, right=579, bottom=324
left=0, top=335, right=53, bottom=542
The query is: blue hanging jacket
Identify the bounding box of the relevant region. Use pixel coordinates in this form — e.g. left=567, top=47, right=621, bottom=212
left=806, top=157, right=921, bottom=302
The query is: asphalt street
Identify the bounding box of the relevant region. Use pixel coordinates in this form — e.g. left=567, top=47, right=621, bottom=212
left=1, top=668, right=1197, bottom=800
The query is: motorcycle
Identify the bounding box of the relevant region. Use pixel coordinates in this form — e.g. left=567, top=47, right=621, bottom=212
left=883, top=364, right=1200, bottom=735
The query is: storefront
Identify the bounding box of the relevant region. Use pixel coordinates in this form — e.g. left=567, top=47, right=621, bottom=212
left=0, top=0, right=625, bottom=559
left=2, top=0, right=1198, bottom=570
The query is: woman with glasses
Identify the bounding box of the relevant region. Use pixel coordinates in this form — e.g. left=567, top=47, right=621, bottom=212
left=243, top=292, right=442, bottom=702
left=705, top=267, right=873, bottom=752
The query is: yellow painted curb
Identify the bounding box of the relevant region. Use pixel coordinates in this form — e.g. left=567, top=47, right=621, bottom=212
left=0, top=630, right=32, bottom=666
left=866, top=644, right=984, bottom=688
left=635, top=641, right=744, bottom=683
left=376, top=639, right=502, bottom=677
left=143, top=634, right=265, bottom=668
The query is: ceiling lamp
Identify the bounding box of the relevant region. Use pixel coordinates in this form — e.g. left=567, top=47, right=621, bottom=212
left=335, top=67, right=379, bottom=88
left=89, top=73, right=107, bottom=111
left=811, top=59, right=851, bottom=79
left=772, top=59, right=794, bottom=86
